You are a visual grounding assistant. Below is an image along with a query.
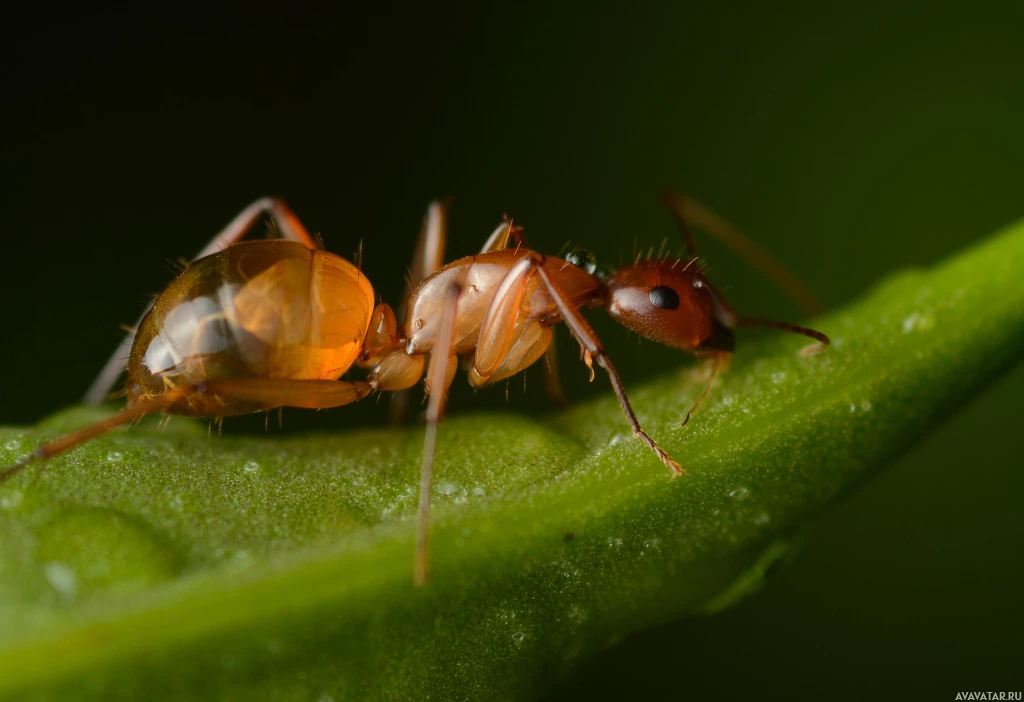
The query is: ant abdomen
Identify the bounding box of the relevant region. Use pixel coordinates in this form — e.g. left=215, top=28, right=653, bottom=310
left=127, top=239, right=374, bottom=416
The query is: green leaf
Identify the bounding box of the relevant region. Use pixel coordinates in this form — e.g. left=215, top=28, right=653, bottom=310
left=1, top=220, right=1022, bottom=701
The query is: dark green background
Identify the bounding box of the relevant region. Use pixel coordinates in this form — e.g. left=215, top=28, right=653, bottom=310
left=4, top=4, right=1022, bottom=699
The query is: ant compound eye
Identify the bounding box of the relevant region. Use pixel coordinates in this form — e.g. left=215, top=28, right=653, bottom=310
left=649, top=285, right=680, bottom=310
left=566, top=248, right=597, bottom=275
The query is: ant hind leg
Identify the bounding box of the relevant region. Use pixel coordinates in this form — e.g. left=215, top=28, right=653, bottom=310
left=5, top=378, right=372, bottom=486
left=1, top=386, right=196, bottom=485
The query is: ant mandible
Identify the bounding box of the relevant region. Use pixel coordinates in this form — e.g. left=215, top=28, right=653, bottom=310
left=0, top=192, right=829, bottom=586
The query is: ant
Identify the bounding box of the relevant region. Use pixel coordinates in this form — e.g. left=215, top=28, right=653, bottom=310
left=0, top=192, right=829, bottom=586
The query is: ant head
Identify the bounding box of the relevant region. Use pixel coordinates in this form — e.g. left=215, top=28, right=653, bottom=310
left=604, top=260, right=737, bottom=350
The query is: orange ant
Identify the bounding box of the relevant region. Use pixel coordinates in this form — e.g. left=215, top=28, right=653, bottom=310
left=0, top=192, right=829, bottom=586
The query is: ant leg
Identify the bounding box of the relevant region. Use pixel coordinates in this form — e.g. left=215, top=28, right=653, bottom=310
left=415, top=282, right=462, bottom=587
left=477, top=223, right=565, bottom=403
left=4, top=378, right=373, bottom=485
left=471, top=256, right=536, bottom=380
left=659, top=188, right=825, bottom=317
left=533, top=263, right=683, bottom=474
left=196, top=378, right=373, bottom=409
left=1, top=386, right=194, bottom=485
left=681, top=352, right=731, bottom=427
left=478, top=217, right=529, bottom=253
left=406, top=200, right=450, bottom=294
left=360, top=303, right=404, bottom=364
left=541, top=333, right=567, bottom=408
left=465, top=255, right=563, bottom=406
left=191, top=197, right=316, bottom=259
left=472, top=322, right=554, bottom=389
left=84, top=197, right=317, bottom=405
left=391, top=201, right=449, bottom=423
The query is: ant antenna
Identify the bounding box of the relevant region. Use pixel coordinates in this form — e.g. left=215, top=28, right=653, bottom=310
left=659, top=189, right=825, bottom=317
left=738, top=316, right=830, bottom=355
left=658, top=190, right=699, bottom=258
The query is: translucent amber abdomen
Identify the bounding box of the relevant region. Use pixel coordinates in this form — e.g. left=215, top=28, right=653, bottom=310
left=127, top=240, right=374, bottom=415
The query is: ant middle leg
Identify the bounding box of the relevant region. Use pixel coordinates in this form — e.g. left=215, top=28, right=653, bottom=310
left=540, top=331, right=567, bottom=408
left=405, top=200, right=450, bottom=295
left=415, top=282, right=462, bottom=587
left=466, top=256, right=559, bottom=400
left=391, top=201, right=450, bottom=424
left=477, top=224, right=566, bottom=405
left=85, top=197, right=317, bottom=405
left=479, top=216, right=529, bottom=254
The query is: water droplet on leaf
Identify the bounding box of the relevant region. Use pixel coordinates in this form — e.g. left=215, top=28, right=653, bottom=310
left=44, top=562, right=79, bottom=600
left=0, top=490, right=23, bottom=511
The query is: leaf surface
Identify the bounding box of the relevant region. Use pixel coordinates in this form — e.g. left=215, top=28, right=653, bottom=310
left=1, top=221, right=1022, bottom=700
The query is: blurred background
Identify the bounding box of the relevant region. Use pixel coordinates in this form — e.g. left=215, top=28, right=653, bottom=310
left=3, top=3, right=1022, bottom=699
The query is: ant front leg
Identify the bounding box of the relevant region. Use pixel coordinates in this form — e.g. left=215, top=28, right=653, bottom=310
left=84, top=197, right=317, bottom=405
left=681, top=351, right=731, bottom=427
left=531, top=262, right=683, bottom=474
